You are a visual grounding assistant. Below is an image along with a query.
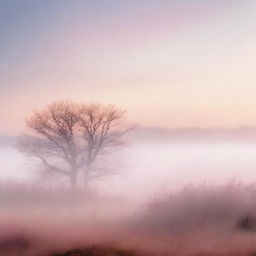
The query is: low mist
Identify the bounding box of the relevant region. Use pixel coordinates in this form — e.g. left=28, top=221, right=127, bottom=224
left=2, top=130, right=256, bottom=200
left=1, top=131, right=256, bottom=255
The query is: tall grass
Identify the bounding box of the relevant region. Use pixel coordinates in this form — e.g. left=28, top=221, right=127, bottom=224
left=135, top=182, right=256, bottom=234
left=1, top=181, right=256, bottom=255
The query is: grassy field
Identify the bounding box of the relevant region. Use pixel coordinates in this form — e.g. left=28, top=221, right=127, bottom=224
left=1, top=182, right=256, bottom=255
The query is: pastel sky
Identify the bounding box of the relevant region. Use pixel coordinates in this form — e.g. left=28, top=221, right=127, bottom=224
left=1, top=0, right=256, bottom=134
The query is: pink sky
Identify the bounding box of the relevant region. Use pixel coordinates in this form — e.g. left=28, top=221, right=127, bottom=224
left=1, top=1, right=256, bottom=134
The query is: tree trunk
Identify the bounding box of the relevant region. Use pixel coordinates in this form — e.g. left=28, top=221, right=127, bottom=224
left=84, top=163, right=92, bottom=187
left=70, top=173, right=77, bottom=190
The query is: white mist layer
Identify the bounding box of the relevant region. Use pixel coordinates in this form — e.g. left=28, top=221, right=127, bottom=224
left=1, top=142, right=256, bottom=202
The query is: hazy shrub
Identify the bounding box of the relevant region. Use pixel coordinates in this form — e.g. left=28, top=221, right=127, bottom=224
left=0, top=181, right=114, bottom=207
left=52, top=246, right=139, bottom=256
left=237, top=215, right=256, bottom=231
left=135, top=182, right=256, bottom=234
left=0, top=234, right=30, bottom=253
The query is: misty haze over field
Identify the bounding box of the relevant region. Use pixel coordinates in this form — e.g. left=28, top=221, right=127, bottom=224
left=2, top=128, right=256, bottom=201
left=2, top=128, right=256, bottom=255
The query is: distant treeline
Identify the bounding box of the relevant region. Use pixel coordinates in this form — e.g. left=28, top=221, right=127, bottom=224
left=2, top=126, right=256, bottom=145
left=129, top=126, right=256, bottom=143
left=0, top=135, right=18, bottom=146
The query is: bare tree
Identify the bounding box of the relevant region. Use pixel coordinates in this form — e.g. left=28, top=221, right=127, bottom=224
left=19, top=101, right=127, bottom=189
left=78, top=103, right=125, bottom=184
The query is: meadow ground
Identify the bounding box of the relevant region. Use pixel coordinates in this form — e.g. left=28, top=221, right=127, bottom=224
left=1, top=183, right=256, bottom=255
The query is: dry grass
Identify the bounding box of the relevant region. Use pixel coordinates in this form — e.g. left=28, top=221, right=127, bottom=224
left=1, top=182, right=256, bottom=255
left=51, top=246, right=140, bottom=256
